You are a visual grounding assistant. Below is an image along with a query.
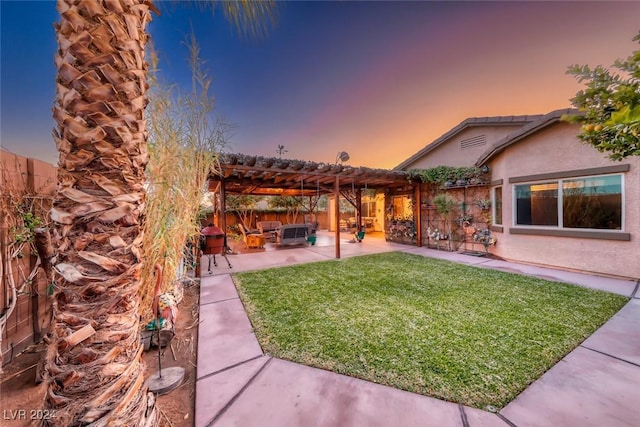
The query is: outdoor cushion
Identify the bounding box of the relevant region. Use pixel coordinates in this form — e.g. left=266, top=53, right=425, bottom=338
left=257, top=220, right=282, bottom=234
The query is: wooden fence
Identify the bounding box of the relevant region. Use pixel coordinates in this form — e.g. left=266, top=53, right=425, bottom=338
left=1, top=150, right=56, bottom=366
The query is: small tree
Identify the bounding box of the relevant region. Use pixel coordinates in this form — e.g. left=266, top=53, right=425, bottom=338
left=433, top=194, right=455, bottom=238
left=268, top=196, right=304, bottom=223
left=227, top=195, right=263, bottom=228
left=564, top=31, right=640, bottom=160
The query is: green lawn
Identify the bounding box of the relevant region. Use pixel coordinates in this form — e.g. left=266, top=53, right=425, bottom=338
left=234, top=252, right=627, bottom=409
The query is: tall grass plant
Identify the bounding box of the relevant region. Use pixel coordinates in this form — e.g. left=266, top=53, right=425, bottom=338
left=140, top=36, right=232, bottom=317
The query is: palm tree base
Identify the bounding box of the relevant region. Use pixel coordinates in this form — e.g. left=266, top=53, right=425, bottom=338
left=145, top=366, right=185, bottom=395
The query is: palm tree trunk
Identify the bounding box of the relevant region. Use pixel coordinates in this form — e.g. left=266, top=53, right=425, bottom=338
left=46, top=0, right=157, bottom=424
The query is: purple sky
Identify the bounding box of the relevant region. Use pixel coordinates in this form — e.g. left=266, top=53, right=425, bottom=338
left=1, top=1, right=639, bottom=168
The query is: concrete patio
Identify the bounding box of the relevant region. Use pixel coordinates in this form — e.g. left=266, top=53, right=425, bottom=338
left=194, top=231, right=639, bottom=426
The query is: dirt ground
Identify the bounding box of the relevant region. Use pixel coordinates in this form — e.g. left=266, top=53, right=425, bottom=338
left=0, top=280, right=200, bottom=427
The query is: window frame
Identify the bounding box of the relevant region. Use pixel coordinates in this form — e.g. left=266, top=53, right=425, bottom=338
left=492, top=186, right=503, bottom=226
left=362, top=200, right=377, bottom=218
left=512, top=173, right=625, bottom=232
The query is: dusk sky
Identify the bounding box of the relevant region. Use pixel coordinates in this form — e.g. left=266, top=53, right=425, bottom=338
left=1, top=1, right=639, bottom=169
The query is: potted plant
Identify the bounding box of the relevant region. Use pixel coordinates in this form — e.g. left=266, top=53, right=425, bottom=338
left=476, top=199, right=491, bottom=210
left=473, top=228, right=497, bottom=252
left=457, top=213, right=473, bottom=225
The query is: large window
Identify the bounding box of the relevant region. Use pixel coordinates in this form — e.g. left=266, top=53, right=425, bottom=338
left=514, top=174, right=622, bottom=230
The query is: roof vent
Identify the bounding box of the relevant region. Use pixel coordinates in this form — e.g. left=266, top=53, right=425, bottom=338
left=460, top=135, right=486, bottom=150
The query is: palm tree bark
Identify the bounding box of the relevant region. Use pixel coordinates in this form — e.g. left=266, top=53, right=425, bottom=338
left=46, top=0, right=157, bottom=424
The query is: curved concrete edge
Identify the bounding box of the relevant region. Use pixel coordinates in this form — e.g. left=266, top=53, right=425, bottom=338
left=210, top=357, right=510, bottom=427
left=196, top=275, right=263, bottom=379
left=195, top=356, right=271, bottom=427
left=581, top=298, right=640, bottom=366
left=200, top=274, right=240, bottom=305
left=403, top=247, right=637, bottom=297
left=500, top=347, right=640, bottom=427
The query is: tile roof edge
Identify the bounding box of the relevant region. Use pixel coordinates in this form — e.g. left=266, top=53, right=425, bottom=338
left=475, top=108, right=582, bottom=166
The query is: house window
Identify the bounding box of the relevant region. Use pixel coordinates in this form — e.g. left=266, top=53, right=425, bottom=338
left=515, top=182, right=559, bottom=226
left=562, top=175, right=622, bottom=229
left=391, top=196, right=413, bottom=220
left=514, top=174, right=622, bottom=230
left=362, top=201, right=376, bottom=218
left=493, top=186, right=502, bottom=225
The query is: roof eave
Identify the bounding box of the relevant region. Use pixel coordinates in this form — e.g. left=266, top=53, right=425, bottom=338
left=475, top=109, right=582, bottom=166
left=394, top=115, right=544, bottom=171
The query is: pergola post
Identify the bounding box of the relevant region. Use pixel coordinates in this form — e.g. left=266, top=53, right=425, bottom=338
left=334, top=176, right=341, bottom=259
left=356, top=187, right=362, bottom=232
left=415, top=182, right=422, bottom=247
left=211, top=190, right=218, bottom=227
left=219, top=180, right=227, bottom=238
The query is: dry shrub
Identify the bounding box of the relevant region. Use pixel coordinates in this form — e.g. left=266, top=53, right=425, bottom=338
left=140, top=37, right=232, bottom=319
left=0, top=155, right=54, bottom=372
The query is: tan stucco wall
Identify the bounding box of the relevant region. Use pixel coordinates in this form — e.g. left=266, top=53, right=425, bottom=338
left=403, top=125, right=523, bottom=169
left=370, top=193, right=386, bottom=232
left=488, top=122, right=640, bottom=279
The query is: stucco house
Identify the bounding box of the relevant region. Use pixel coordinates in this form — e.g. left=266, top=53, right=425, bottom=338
left=396, top=108, right=640, bottom=280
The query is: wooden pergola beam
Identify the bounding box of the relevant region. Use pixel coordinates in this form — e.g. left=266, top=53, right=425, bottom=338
left=208, top=153, right=417, bottom=259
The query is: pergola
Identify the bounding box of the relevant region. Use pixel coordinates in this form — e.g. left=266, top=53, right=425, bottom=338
left=207, top=154, right=421, bottom=258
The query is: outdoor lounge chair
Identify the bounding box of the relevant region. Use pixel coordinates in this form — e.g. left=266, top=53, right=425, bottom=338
left=239, top=223, right=266, bottom=249
left=276, top=223, right=309, bottom=246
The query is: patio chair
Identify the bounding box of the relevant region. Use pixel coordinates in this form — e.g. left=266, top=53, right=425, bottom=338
left=239, top=223, right=266, bottom=249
